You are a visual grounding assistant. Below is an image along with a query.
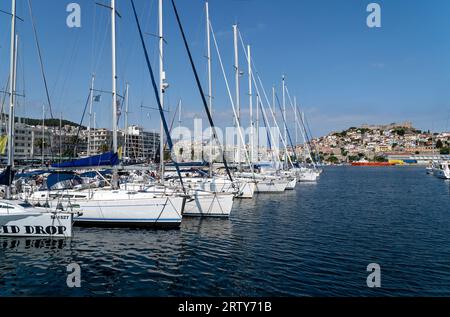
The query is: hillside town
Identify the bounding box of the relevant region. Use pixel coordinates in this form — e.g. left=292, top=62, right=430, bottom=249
left=306, top=122, right=450, bottom=164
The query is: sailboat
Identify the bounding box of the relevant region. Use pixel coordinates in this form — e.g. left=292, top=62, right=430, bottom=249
left=126, top=0, right=236, bottom=218
left=26, top=0, right=186, bottom=228
left=432, top=161, right=450, bottom=179
left=0, top=0, right=73, bottom=238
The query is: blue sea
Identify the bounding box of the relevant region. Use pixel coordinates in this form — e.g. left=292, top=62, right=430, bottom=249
left=1, top=166, right=450, bottom=296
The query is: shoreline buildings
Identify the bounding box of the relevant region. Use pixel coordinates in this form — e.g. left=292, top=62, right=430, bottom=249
left=0, top=120, right=160, bottom=163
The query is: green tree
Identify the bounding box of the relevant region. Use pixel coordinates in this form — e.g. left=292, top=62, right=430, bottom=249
left=34, top=138, right=47, bottom=148
left=374, top=156, right=387, bottom=162
left=436, top=139, right=444, bottom=149
left=394, top=128, right=405, bottom=136
left=99, top=143, right=109, bottom=153
left=327, top=156, right=339, bottom=164
left=440, top=147, right=450, bottom=155
left=62, top=149, right=74, bottom=158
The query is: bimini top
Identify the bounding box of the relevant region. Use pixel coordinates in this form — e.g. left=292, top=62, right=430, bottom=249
left=51, top=151, right=120, bottom=169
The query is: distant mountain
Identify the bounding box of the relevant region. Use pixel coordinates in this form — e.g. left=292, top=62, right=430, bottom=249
left=0, top=114, right=85, bottom=129
left=19, top=117, right=85, bottom=129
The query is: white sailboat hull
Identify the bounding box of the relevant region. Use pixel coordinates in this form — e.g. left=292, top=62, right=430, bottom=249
left=297, top=170, right=319, bottom=182
left=285, top=177, right=297, bottom=190
left=0, top=201, right=73, bottom=238
left=183, top=191, right=234, bottom=217
left=255, top=180, right=288, bottom=193
left=433, top=167, right=450, bottom=179
left=26, top=190, right=184, bottom=228
left=235, top=179, right=256, bottom=198
left=121, top=183, right=235, bottom=218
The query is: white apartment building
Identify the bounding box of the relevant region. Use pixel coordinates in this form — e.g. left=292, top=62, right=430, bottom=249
left=123, top=126, right=160, bottom=161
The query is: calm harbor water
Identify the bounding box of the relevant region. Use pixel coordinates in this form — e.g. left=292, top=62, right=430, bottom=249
left=1, top=166, right=450, bottom=297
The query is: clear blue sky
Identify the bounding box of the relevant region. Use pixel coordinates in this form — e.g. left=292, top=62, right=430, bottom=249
left=1, top=0, right=450, bottom=138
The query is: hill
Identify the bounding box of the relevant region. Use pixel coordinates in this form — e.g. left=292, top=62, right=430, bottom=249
left=0, top=114, right=85, bottom=129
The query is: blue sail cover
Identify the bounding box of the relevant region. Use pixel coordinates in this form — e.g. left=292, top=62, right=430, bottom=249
left=0, top=166, right=15, bottom=186
left=51, top=152, right=120, bottom=169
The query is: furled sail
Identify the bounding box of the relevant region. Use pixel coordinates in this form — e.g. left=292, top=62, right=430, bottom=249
left=51, top=151, right=119, bottom=169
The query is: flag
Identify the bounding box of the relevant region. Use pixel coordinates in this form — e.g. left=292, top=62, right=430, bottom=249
left=0, top=135, right=8, bottom=155
left=118, top=146, right=123, bottom=160
left=94, top=95, right=101, bottom=102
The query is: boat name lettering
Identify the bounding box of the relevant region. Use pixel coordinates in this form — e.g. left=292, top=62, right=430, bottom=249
left=0, top=225, right=67, bottom=235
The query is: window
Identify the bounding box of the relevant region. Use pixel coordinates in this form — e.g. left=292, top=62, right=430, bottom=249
left=19, top=203, right=33, bottom=208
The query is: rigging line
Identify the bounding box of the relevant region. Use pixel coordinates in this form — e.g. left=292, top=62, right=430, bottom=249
left=51, top=27, right=82, bottom=116
left=27, top=0, right=54, bottom=119
left=209, top=20, right=254, bottom=174
left=303, top=115, right=321, bottom=164
left=298, top=112, right=315, bottom=163
left=235, top=31, right=279, bottom=156
left=250, top=61, right=294, bottom=168
left=130, top=0, right=187, bottom=194
left=49, top=31, right=74, bottom=98
left=92, top=11, right=110, bottom=75
left=258, top=99, right=272, bottom=151
left=90, top=0, right=97, bottom=72
left=285, top=86, right=315, bottom=165
left=122, top=0, right=154, bottom=82
left=275, top=92, right=298, bottom=163
left=237, top=32, right=293, bottom=164
left=72, top=91, right=92, bottom=158
left=285, top=86, right=310, bottom=144
left=0, top=77, right=10, bottom=120
left=20, top=36, right=26, bottom=102
left=236, top=35, right=282, bottom=164
left=298, top=110, right=315, bottom=160
left=170, top=0, right=233, bottom=183
left=163, top=100, right=181, bottom=153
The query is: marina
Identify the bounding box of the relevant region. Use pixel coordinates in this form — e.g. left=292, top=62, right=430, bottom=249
left=0, top=0, right=325, bottom=237
left=0, top=0, right=450, bottom=303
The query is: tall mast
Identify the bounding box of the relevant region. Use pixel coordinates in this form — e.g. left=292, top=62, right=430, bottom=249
left=248, top=44, right=253, bottom=163
left=7, top=0, right=17, bottom=170
left=124, top=83, right=129, bottom=160
left=109, top=0, right=120, bottom=189
left=282, top=75, right=287, bottom=168
left=206, top=1, right=213, bottom=173
left=233, top=24, right=240, bottom=167
left=42, top=103, right=45, bottom=166
left=93, top=112, right=96, bottom=153
left=159, top=0, right=165, bottom=182
left=87, top=74, right=95, bottom=157
left=294, top=95, right=298, bottom=158
left=256, top=94, right=260, bottom=162
left=111, top=0, right=118, bottom=154
left=59, top=112, right=62, bottom=161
